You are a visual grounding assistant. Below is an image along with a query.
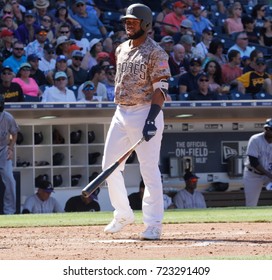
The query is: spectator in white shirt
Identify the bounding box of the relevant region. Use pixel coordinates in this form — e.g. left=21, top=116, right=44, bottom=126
left=41, top=71, right=76, bottom=102
left=39, top=42, right=56, bottom=75
left=173, top=171, right=207, bottom=209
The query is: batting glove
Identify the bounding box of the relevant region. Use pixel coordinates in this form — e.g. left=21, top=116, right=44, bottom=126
left=143, top=119, right=157, bottom=141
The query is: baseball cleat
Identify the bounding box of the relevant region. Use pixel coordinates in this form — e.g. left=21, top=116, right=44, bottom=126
left=104, top=216, right=135, bottom=233
left=140, top=226, right=162, bottom=240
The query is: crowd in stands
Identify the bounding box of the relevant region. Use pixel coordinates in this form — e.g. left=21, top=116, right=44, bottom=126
left=0, top=0, right=272, bottom=103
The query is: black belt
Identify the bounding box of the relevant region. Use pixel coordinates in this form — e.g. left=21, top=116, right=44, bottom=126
left=247, top=167, right=264, bottom=175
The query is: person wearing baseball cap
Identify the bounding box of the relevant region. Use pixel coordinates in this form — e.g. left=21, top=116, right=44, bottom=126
left=195, top=27, right=214, bottom=60
left=0, top=29, right=14, bottom=60
left=243, top=118, right=272, bottom=207
left=41, top=71, right=76, bottom=102
left=186, top=2, right=213, bottom=39
left=27, top=54, right=47, bottom=88
left=0, top=65, right=25, bottom=102
left=68, top=50, right=88, bottom=86
left=39, top=42, right=56, bottom=74
left=173, top=170, right=206, bottom=209
left=22, top=180, right=63, bottom=214
left=161, top=1, right=187, bottom=37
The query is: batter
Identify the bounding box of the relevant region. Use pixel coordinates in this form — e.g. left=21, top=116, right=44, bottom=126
left=0, top=94, right=19, bottom=214
left=102, top=3, right=170, bottom=240
left=243, top=118, right=272, bottom=206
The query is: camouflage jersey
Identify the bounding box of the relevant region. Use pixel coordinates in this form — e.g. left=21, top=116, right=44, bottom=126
left=114, top=36, right=171, bottom=105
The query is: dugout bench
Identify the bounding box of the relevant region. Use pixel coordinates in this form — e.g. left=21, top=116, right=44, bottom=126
left=203, top=190, right=272, bottom=207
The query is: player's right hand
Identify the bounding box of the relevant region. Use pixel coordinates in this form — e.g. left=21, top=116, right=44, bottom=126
left=142, top=119, right=157, bottom=141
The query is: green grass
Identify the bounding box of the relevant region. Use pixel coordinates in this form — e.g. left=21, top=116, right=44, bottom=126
left=0, top=206, right=271, bottom=228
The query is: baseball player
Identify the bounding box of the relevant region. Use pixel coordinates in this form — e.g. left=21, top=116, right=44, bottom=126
left=102, top=3, right=171, bottom=240
left=243, top=118, right=272, bottom=206
left=0, top=94, right=19, bottom=214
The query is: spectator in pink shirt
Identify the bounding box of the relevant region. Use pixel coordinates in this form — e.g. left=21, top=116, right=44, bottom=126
left=161, top=1, right=187, bottom=37
left=12, top=63, right=41, bottom=101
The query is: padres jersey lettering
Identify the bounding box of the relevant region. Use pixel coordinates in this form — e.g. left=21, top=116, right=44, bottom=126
left=115, top=37, right=170, bottom=105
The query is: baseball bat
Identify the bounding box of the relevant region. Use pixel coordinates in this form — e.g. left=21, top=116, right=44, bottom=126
left=82, top=137, right=145, bottom=197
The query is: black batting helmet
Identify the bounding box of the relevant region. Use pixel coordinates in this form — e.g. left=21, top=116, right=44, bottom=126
left=121, top=3, right=153, bottom=32
left=70, top=130, right=82, bottom=144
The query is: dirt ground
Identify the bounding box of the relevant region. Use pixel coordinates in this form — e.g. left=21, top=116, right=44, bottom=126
left=0, top=223, right=271, bottom=260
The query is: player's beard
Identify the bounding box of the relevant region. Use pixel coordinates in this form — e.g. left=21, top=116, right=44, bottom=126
left=127, top=29, right=145, bottom=40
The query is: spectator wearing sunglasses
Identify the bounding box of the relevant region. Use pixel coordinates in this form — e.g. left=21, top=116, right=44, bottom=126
left=78, top=80, right=102, bottom=102
left=173, top=171, right=206, bottom=209
left=25, top=26, right=48, bottom=58
left=188, top=72, right=219, bottom=100
left=14, top=10, right=40, bottom=45
left=68, top=50, right=88, bottom=86
left=41, top=71, right=76, bottom=102
left=103, top=65, right=116, bottom=101
left=2, top=41, right=27, bottom=74
left=0, top=65, right=24, bottom=102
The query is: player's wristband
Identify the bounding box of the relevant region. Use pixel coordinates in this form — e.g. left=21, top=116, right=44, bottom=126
left=147, top=104, right=161, bottom=121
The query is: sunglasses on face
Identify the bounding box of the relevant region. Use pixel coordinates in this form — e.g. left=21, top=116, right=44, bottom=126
left=38, top=31, right=48, bottom=36
left=14, top=47, right=24, bottom=51
left=256, top=62, right=265, bottom=66
left=83, top=86, right=95, bottom=91
left=56, top=77, right=66, bottom=81
left=21, top=68, right=31, bottom=71
left=4, top=11, right=12, bottom=14
left=239, top=37, right=248, bottom=40
left=107, top=71, right=115, bottom=75
left=76, top=3, right=84, bottom=7
left=47, top=51, right=55, bottom=54
left=199, top=79, right=209, bottom=82
left=2, top=72, right=12, bottom=75
left=42, top=18, right=51, bottom=22
left=73, top=57, right=83, bottom=61
left=188, top=178, right=198, bottom=183
left=60, top=31, right=70, bottom=34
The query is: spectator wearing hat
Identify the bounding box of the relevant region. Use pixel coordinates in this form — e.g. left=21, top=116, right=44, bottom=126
left=2, top=13, right=18, bottom=31
left=2, top=41, right=27, bottom=74
left=179, top=34, right=196, bottom=64
left=189, top=72, right=219, bottom=100
left=172, top=18, right=193, bottom=44
left=71, top=0, right=107, bottom=40
left=27, top=54, right=48, bottom=88
left=194, top=27, right=214, bottom=61
left=72, top=26, right=89, bottom=55
left=22, top=180, right=63, bottom=214
left=77, top=80, right=102, bottom=102
left=242, top=15, right=259, bottom=44
left=77, top=64, right=107, bottom=101
left=68, top=50, right=88, bottom=86
left=160, top=35, right=175, bottom=56
left=12, top=62, right=41, bottom=101
left=259, top=17, right=272, bottom=47
left=223, top=2, right=244, bottom=36
left=178, top=57, right=203, bottom=95
left=103, top=65, right=116, bottom=101
left=41, top=71, right=76, bottom=102
left=161, top=1, right=187, bottom=37
left=228, top=31, right=255, bottom=58
left=0, top=65, right=24, bottom=102
left=39, top=42, right=56, bottom=75
left=46, top=55, right=74, bottom=86
left=0, top=29, right=14, bottom=60
left=233, top=58, right=272, bottom=98
left=25, top=26, right=48, bottom=58
left=55, top=35, right=72, bottom=57
left=14, top=10, right=40, bottom=45
left=173, top=171, right=206, bottom=209
left=33, top=0, right=50, bottom=26
left=187, top=3, right=213, bottom=41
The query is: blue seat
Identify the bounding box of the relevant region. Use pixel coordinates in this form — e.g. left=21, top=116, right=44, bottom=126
left=229, top=92, right=252, bottom=100
left=254, top=92, right=272, bottom=100
left=167, top=76, right=179, bottom=97
left=179, top=93, right=190, bottom=101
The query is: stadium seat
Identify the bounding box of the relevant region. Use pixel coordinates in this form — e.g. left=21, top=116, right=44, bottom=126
left=229, top=92, right=252, bottom=100
left=254, top=92, right=272, bottom=100
left=168, top=76, right=179, bottom=98
left=178, top=93, right=190, bottom=101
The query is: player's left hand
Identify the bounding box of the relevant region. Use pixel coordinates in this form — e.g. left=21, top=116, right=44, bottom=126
left=143, top=119, right=157, bottom=141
